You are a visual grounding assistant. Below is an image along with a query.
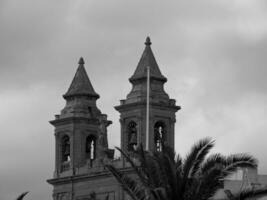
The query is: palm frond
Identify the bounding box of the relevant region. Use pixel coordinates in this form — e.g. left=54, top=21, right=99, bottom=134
left=16, top=192, right=29, bottom=200
left=190, top=138, right=214, bottom=177
left=160, top=153, right=179, bottom=199
left=136, top=145, right=159, bottom=188
left=162, top=143, right=176, bottom=162
left=225, top=187, right=267, bottom=200
left=224, top=154, right=257, bottom=168
left=175, top=154, right=182, bottom=171
left=151, top=187, right=167, bottom=200
left=175, top=154, right=183, bottom=199
left=222, top=154, right=258, bottom=177
left=106, top=165, right=146, bottom=200
left=183, top=137, right=214, bottom=178
left=192, top=167, right=224, bottom=200
left=181, top=138, right=214, bottom=195
left=145, top=154, right=164, bottom=188
left=200, top=153, right=225, bottom=174
left=115, top=147, right=149, bottom=187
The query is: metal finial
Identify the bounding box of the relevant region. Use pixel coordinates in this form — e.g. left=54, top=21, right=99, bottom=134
left=78, top=57, right=84, bottom=65
left=145, top=36, right=151, bottom=46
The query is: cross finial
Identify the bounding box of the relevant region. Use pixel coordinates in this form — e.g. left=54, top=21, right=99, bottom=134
left=145, top=36, right=151, bottom=46
left=78, top=57, right=84, bottom=65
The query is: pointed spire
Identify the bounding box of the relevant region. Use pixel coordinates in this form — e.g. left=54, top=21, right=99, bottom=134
left=78, top=57, right=84, bottom=65
left=129, top=37, right=167, bottom=83
left=63, top=57, right=100, bottom=99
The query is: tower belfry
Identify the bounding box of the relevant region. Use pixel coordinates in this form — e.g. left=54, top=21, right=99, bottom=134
left=115, top=37, right=180, bottom=152
left=50, top=57, right=111, bottom=177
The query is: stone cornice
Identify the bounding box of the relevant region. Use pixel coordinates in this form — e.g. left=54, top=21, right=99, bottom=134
left=115, top=101, right=180, bottom=112
left=47, top=167, right=134, bottom=185
left=50, top=117, right=99, bottom=126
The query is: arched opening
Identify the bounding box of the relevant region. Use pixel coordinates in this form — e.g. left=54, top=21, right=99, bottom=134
left=86, top=135, right=96, bottom=160
left=128, top=121, right=137, bottom=151
left=154, top=121, right=166, bottom=152
left=62, top=135, right=70, bottom=162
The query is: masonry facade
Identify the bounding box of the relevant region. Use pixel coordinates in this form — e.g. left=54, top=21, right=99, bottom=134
left=47, top=37, right=180, bottom=200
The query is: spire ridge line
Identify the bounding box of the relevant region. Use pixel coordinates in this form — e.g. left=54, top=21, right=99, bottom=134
left=129, top=37, right=166, bottom=83
left=63, top=57, right=99, bottom=99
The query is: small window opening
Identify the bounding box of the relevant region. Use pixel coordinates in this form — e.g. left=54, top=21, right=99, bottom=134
left=128, top=121, right=137, bottom=151
left=62, top=135, right=70, bottom=162
left=154, top=122, right=166, bottom=152
left=86, top=135, right=96, bottom=160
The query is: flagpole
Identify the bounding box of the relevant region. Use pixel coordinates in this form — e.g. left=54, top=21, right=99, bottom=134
left=146, top=66, right=150, bottom=151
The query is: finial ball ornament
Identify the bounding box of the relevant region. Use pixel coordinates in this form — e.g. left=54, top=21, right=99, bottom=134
left=145, top=36, right=152, bottom=46
left=78, top=57, right=85, bottom=65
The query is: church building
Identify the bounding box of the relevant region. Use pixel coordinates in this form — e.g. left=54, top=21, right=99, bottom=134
left=47, top=37, right=180, bottom=200
left=47, top=37, right=267, bottom=200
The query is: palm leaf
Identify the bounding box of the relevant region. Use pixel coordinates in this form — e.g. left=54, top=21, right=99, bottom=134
left=106, top=165, right=146, bottom=200
left=190, top=138, right=214, bottom=177
left=175, top=154, right=183, bottom=199
left=200, top=153, right=225, bottom=174
left=181, top=138, right=214, bottom=195
left=161, top=143, right=176, bottom=162
left=136, top=145, right=159, bottom=188
left=115, top=147, right=149, bottom=187
left=225, top=187, right=267, bottom=200
left=151, top=187, right=167, bottom=200
left=222, top=154, right=258, bottom=178
left=183, top=138, right=213, bottom=177
left=16, top=192, right=29, bottom=200
left=192, top=167, right=224, bottom=200
left=145, top=153, right=163, bottom=188
left=224, top=154, right=257, bottom=168
left=160, top=153, right=179, bottom=199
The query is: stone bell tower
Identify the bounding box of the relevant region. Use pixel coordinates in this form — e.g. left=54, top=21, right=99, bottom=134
left=47, top=58, right=124, bottom=200
left=50, top=57, right=112, bottom=177
left=115, top=37, right=180, bottom=152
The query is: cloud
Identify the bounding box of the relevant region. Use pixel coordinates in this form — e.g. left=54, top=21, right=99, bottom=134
left=1, top=0, right=267, bottom=200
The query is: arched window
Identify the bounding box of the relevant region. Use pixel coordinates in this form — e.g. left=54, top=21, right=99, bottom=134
left=154, top=122, right=166, bottom=152
left=86, top=135, right=96, bottom=160
left=128, top=121, right=137, bottom=151
left=62, top=135, right=70, bottom=162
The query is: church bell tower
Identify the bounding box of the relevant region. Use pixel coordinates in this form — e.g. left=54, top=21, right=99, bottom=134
left=50, top=57, right=111, bottom=177
left=115, top=37, right=180, bottom=152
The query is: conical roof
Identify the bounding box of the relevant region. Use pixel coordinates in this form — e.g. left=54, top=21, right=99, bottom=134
left=63, top=57, right=100, bottom=99
left=129, top=37, right=167, bottom=83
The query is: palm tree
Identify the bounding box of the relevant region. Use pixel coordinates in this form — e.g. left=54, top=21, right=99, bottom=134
left=106, top=138, right=267, bottom=200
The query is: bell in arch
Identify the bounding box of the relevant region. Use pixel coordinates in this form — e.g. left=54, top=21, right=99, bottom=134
left=64, top=141, right=70, bottom=156
left=129, top=132, right=137, bottom=150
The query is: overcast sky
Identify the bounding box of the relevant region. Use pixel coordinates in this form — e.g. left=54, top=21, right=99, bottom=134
left=1, top=0, right=267, bottom=199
